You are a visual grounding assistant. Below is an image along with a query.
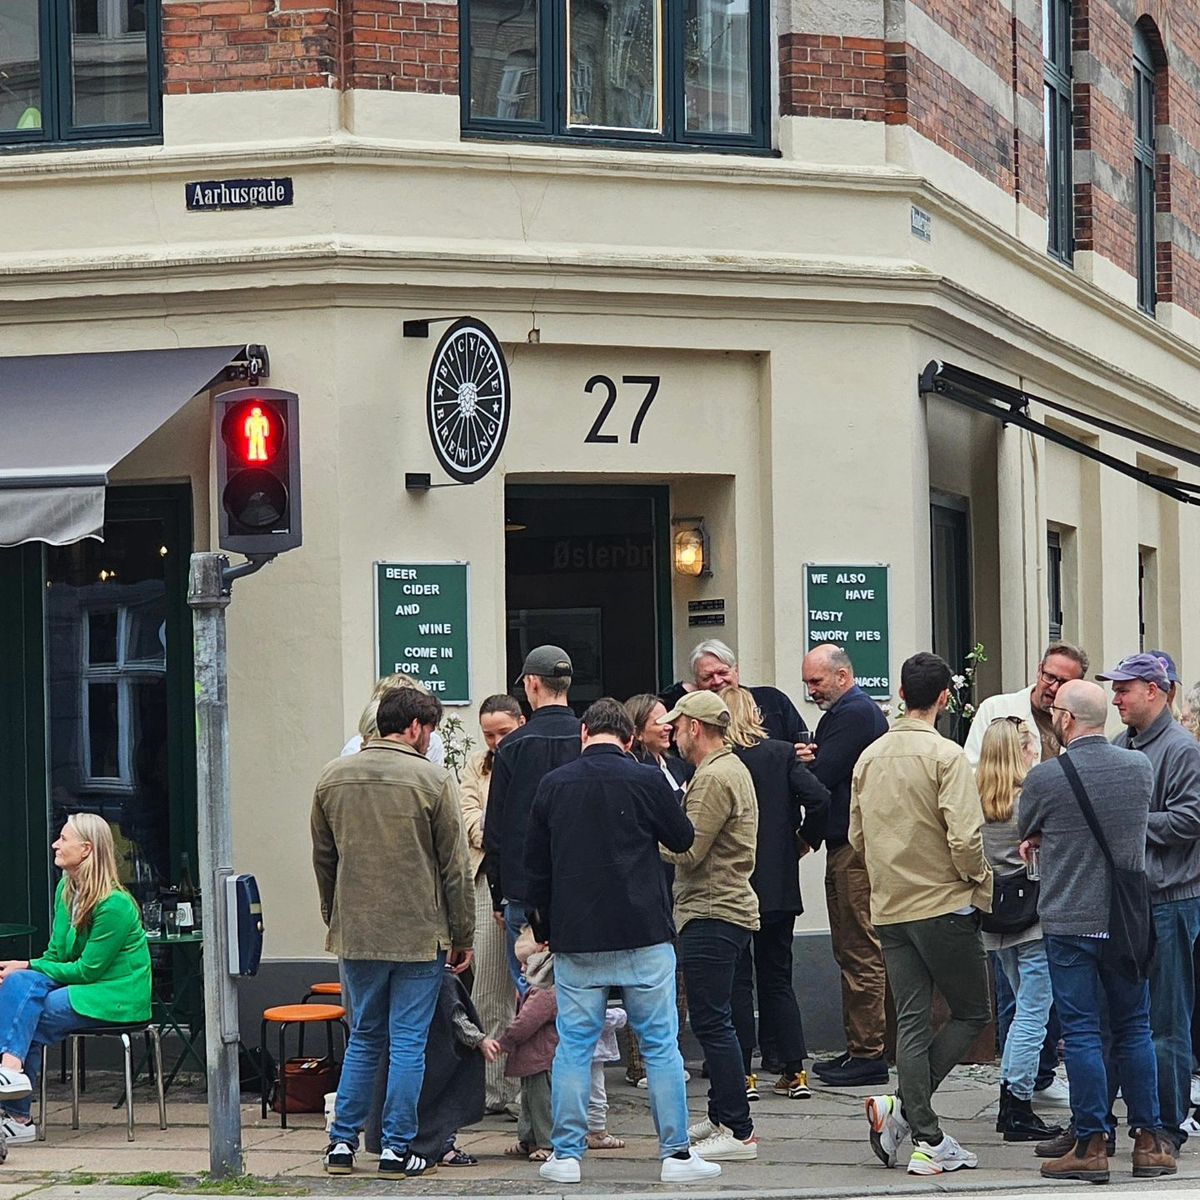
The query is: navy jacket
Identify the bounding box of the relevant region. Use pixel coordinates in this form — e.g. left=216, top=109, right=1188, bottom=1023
left=734, top=739, right=831, bottom=914
left=484, top=704, right=581, bottom=907
left=811, top=685, right=888, bottom=850
left=524, top=743, right=695, bottom=953
left=658, top=682, right=807, bottom=744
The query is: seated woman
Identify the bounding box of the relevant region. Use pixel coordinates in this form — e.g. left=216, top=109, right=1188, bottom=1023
left=0, top=813, right=151, bottom=1145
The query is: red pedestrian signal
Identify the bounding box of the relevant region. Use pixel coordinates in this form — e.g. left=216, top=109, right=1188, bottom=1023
left=215, top=388, right=302, bottom=555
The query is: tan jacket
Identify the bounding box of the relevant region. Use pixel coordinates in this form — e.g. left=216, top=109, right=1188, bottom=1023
left=849, top=717, right=993, bottom=925
left=458, top=749, right=489, bottom=878
left=311, top=738, right=475, bottom=961
left=662, top=746, right=760, bottom=933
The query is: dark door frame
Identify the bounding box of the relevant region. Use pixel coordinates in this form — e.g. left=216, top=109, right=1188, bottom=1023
left=504, top=483, right=674, bottom=691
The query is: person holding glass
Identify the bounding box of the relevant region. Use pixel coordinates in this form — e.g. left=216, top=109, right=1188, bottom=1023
left=0, top=814, right=151, bottom=1146
left=977, top=717, right=1063, bottom=1144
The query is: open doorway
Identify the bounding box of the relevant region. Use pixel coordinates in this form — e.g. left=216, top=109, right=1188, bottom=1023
left=505, top=484, right=672, bottom=714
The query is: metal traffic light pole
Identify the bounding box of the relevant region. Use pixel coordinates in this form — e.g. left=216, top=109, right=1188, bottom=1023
left=189, top=551, right=273, bottom=1179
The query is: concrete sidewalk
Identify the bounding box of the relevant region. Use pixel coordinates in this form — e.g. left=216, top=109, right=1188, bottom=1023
left=0, top=1061, right=1193, bottom=1196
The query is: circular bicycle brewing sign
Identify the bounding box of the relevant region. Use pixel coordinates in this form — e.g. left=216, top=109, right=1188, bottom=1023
left=426, top=318, right=511, bottom=483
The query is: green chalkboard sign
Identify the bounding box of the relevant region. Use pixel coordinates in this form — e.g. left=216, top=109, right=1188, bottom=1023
left=375, top=562, right=470, bottom=705
left=804, top=564, right=891, bottom=699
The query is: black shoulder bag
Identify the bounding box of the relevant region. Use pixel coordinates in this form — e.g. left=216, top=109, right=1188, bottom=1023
left=980, top=867, right=1039, bottom=934
left=1059, top=756, right=1156, bottom=982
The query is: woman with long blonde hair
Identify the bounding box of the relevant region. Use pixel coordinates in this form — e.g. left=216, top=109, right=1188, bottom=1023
left=0, top=814, right=151, bottom=1146
left=977, top=718, right=1062, bottom=1144
left=721, top=686, right=829, bottom=1102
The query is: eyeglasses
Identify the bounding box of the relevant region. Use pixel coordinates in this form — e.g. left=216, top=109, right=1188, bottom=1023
left=1039, top=669, right=1075, bottom=688
left=989, top=716, right=1025, bottom=727
left=1048, top=705, right=1074, bottom=717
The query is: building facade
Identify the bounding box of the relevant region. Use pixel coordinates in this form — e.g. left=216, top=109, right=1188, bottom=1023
left=3, top=0, right=1200, bottom=1042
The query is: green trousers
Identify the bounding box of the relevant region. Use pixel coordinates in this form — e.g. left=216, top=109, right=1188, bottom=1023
left=877, top=911, right=990, bottom=1146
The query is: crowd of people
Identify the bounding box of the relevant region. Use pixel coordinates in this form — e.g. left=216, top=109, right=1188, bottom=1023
left=1, top=632, right=1197, bottom=1187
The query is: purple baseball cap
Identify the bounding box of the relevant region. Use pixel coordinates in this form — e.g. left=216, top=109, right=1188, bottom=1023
left=1096, top=653, right=1171, bottom=688
left=1149, top=650, right=1180, bottom=684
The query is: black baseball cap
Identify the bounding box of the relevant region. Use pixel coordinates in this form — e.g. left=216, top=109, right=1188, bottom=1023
left=515, top=645, right=573, bottom=684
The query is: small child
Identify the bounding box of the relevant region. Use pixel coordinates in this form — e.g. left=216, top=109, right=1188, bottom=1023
left=499, top=929, right=557, bottom=1163
left=586, top=1006, right=628, bottom=1150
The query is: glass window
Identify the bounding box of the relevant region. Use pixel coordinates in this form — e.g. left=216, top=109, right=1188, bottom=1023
left=1043, top=0, right=1073, bottom=262
left=567, top=0, right=661, bottom=131
left=463, top=0, right=767, bottom=149
left=684, top=0, right=751, bottom=135
left=1, top=0, right=159, bottom=147
left=1134, top=27, right=1158, bottom=314
left=469, top=0, right=541, bottom=123
left=0, top=2, right=43, bottom=133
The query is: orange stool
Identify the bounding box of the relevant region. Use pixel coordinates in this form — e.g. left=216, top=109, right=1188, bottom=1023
left=261, top=1003, right=348, bottom=1128
left=299, top=982, right=343, bottom=1055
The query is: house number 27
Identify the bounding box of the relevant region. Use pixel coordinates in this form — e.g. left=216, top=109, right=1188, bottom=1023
left=583, top=374, right=661, bottom=444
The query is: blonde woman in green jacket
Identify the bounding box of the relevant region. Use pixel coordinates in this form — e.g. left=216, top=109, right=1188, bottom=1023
left=0, top=813, right=151, bottom=1145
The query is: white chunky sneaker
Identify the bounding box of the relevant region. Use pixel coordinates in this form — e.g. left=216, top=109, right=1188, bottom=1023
left=692, top=1128, right=758, bottom=1161
left=0, top=1115, right=36, bottom=1144
left=0, top=1071, right=32, bottom=1101
left=661, top=1150, right=722, bottom=1183
left=1033, top=1076, right=1071, bottom=1106
left=687, top=1116, right=720, bottom=1143
left=865, top=1094, right=910, bottom=1168
left=538, top=1152, right=581, bottom=1183
left=907, top=1134, right=978, bottom=1175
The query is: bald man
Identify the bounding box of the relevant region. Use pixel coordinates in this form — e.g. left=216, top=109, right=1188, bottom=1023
left=1018, top=679, right=1174, bottom=1182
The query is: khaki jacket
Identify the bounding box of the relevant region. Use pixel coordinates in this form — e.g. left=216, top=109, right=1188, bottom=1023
left=458, top=749, right=489, bottom=879
left=311, top=738, right=475, bottom=961
left=849, top=717, right=993, bottom=925
left=662, top=746, right=760, bottom=933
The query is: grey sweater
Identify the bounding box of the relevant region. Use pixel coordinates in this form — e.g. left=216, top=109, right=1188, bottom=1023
left=1113, top=708, right=1200, bottom=903
left=1018, top=735, right=1151, bottom=936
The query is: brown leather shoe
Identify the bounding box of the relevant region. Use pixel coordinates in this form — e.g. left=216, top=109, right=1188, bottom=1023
left=1039, top=1132, right=1110, bottom=1183
left=1132, top=1129, right=1177, bottom=1178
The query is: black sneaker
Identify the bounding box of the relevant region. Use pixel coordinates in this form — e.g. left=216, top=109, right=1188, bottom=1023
left=814, top=1051, right=851, bottom=1076
left=378, top=1148, right=405, bottom=1174
left=403, top=1152, right=438, bottom=1178
left=323, top=1142, right=355, bottom=1175
left=816, top=1055, right=890, bottom=1087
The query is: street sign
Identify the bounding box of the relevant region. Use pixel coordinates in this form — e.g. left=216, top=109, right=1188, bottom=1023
left=375, top=562, right=470, bottom=704
left=804, top=564, right=891, bottom=699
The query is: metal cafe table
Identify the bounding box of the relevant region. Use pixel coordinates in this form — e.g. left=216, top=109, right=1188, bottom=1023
left=146, top=930, right=206, bottom=1090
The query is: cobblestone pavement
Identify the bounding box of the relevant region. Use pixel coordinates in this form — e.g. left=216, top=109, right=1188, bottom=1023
left=0, top=1061, right=1195, bottom=1196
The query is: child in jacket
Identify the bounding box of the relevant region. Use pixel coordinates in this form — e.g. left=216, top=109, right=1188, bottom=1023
left=498, top=932, right=557, bottom=1162
left=587, top=1005, right=628, bottom=1149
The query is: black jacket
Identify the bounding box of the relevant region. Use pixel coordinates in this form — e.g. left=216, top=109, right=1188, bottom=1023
left=484, top=704, right=581, bottom=907
left=734, top=739, right=831, bottom=914
left=659, top=682, right=807, bottom=744
left=523, top=743, right=695, bottom=953
left=811, top=685, right=888, bottom=849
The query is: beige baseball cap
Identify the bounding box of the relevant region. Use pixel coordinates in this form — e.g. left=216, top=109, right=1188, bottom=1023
left=658, top=690, right=731, bottom=727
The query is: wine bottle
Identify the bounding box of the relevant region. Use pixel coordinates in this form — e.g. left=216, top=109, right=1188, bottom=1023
left=177, top=852, right=196, bottom=932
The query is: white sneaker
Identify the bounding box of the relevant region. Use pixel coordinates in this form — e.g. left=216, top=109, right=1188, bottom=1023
left=1191, top=1074, right=1200, bottom=1107
left=1181, top=1115, right=1200, bottom=1137
left=692, top=1128, right=758, bottom=1161
left=636, top=1076, right=649, bottom=1089
left=907, top=1134, right=977, bottom=1175
left=538, top=1153, right=581, bottom=1184
left=865, top=1094, right=909, bottom=1168
left=0, top=1115, right=36, bottom=1144
left=661, top=1150, right=722, bottom=1183
left=1033, top=1075, right=1071, bottom=1106
left=688, top=1116, right=720, bottom=1143
left=0, top=1071, right=32, bottom=1101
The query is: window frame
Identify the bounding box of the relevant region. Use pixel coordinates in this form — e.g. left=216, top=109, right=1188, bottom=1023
left=1043, top=0, right=1074, bottom=263
left=1133, top=28, right=1157, bottom=314
left=1046, top=528, right=1064, bottom=641
left=460, top=0, right=772, bottom=154
left=1, top=0, right=162, bottom=152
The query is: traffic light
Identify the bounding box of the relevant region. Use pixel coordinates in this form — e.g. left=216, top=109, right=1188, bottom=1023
left=215, top=387, right=302, bottom=555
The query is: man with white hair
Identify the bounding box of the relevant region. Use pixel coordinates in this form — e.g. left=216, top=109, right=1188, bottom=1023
left=660, top=639, right=807, bottom=747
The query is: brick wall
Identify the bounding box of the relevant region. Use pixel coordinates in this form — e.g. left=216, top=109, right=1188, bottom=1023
left=778, top=34, right=887, bottom=122
left=163, top=0, right=458, bottom=95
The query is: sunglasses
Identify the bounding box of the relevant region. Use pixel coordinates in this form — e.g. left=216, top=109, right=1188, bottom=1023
left=989, top=715, right=1025, bottom=727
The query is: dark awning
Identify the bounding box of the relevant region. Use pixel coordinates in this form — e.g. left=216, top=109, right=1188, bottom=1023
left=919, top=360, right=1200, bottom=506
left=0, top=344, right=252, bottom=546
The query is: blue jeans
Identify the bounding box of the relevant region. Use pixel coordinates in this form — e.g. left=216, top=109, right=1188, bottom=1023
left=1045, top=935, right=1160, bottom=1139
left=679, top=918, right=753, bottom=1141
left=995, top=941, right=1054, bottom=1100
left=552, top=943, right=689, bottom=1161
left=1149, top=897, right=1200, bottom=1143
left=994, top=951, right=1060, bottom=1089
left=0, top=969, right=107, bottom=1120
left=503, top=902, right=530, bottom=998
left=329, top=955, right=445, bottom=1154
